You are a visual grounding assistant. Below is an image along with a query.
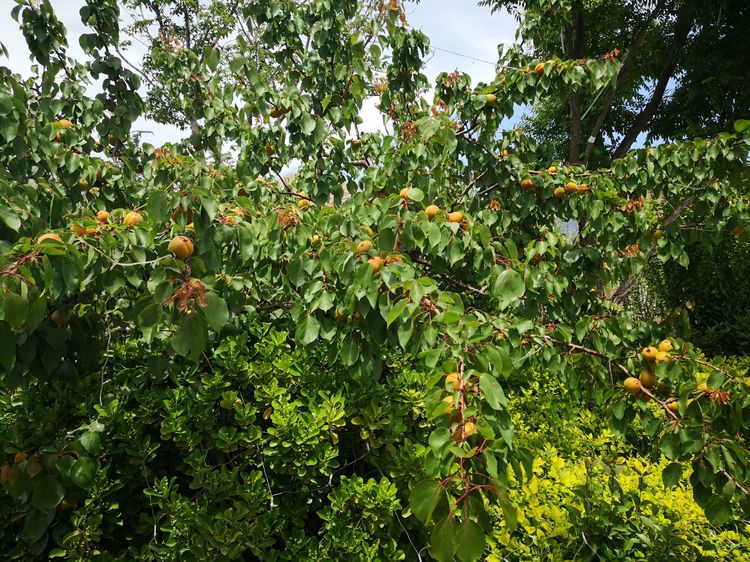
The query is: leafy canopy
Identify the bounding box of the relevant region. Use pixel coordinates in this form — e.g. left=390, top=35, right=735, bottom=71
left=1, top=0, right=749, bottom=560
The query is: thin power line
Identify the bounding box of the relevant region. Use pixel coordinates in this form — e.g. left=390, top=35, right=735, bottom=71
left=429, top=44, right=524, bottom=72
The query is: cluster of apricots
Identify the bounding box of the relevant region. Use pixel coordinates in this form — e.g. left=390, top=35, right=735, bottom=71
left=440, top=371, right=479, bottom=443
left=623, top=339, right=685, bottom=412
left=519, top=176, right=590, bottom=198
left=353, top=238, right=403, bottom=274
left=398, top=188, right=465, bottom=224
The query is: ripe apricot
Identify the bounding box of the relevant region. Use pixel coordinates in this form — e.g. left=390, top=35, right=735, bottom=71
left=576, top=183, right=590, bottom=193
left=51, top=309, right=73, bottom=325
left=58, top=119, right=72, bottom=129
left=639, top=370, right=656, bottom=389
left=658, top=339, right=673, bottom=352
left=667, top=401, right=680, bottom=414
left=547, top=165, right=558, bottom=174
left=425, top=204, right=440, bottom=218
left=356, top=240, right=373, bottom=253
left=623, top=377, right=642, bottom=395
left=447, top=211, right=464, bottom=223
left=463, top=421, right=477, bottom=437
left=553, top=187, right=566, bottom=199
left=0, top=464, right=19, bottom=485
left=13, top=452, right=28, bottom=464
left=445, top=372, right=461, bottom=389
left=168, top=236, right=194, bottom=260
left=534, top=62, right=545, bottom=75
left=642, top=346, right=658, bottom=362
left=565, top=182, right=578, bottom=193
left=96, top=210, right=110, bottom=223
left=297, top=198, right=310, bottom=209
left=399, top=187, right=410, bottom=200
left=485, top=93, right=497, bottom=106
left=441, top=395, right=455, bottom=414
left=368, top=256, right=384, bottom=273
left=334, top=309, right=348, bottom=322
left=655, top=351, right=671, bottom=363
left=123, top=211, right=143, bottom=227
left=521, top=178, right=534, bottom=190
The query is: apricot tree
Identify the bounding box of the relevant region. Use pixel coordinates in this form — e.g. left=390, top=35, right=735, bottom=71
left=1, top=0, right=749, bottom=560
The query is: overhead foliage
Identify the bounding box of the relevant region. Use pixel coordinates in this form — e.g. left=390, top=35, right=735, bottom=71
left=1, top=0, right=749, bottom=559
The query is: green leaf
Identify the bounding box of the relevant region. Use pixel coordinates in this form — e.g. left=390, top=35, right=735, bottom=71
left=456, top=520, right=486, bottom=562
left=492, top=269, right=525, bottom=309
left=497, top=488, right=517, bottom=531
left=205, top=46, right=220, bottom=71
left=0, top=205, right=21, bottom=231
left=80, top=431, right=101, bottom=455
left=479, top=373, right=507, bottom=410
left=31, top=476, right=64, bottom=510
left=704, top=496, right=732, bottom=526
left=662, top=462, right=682, bottom=488
left=170, top=314, right=208, bottom=360
left=410, top=480, right=445, bottom=524
left=204, top=293, right=229, bottom=332
left=430, top=517, right=458, bottom=562
left=429, top=428, right=451, bottom=454
left=4, top=291, right=27, bottom=331
left=386, top=299, right=409, bottom=327
left=0, top=323, right=16, bottom=372
left=295, top=314, right=320, bottom=346
left=71, top=457, right=97, bottom=489
left=24, top=508, right=55, bottom=542
left=340, top=338, right=359, bottom=366
left=302, top=114, right=317, bottom=135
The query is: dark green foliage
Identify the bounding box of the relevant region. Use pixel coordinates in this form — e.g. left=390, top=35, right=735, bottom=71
left=648, top=236, right=750, bottom=356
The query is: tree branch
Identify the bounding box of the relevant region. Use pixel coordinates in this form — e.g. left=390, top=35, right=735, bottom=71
left=583, top=0, right=667, bottom=164
left=612, top=1, right=696, bottom=160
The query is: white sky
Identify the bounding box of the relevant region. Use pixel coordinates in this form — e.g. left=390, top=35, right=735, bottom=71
left=1, top=0, right=518, bottom=144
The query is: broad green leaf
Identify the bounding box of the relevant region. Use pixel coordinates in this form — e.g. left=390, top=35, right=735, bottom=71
left=410, top=480, right=445, bottom=524
left=662, top=462, right=682, bottom=488
left=479, top=373, right=507, bottom=410
left=80, top=431, right=101, bottom=455
left=296, top=314, right=320, bottom=346
left=71, top=457, right=97, bottom=489
left=31, top=476, right=64, bottom=510
left=204, top=293, right=229, bottom=332
left=492, top=269, right=524, bottom=309
left=430, top=516, right=458, bottom=562
left=456, top=520, right=486, bottom=562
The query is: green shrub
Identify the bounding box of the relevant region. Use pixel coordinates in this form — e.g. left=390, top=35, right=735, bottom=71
left=646, top=236, right=750, bottom=356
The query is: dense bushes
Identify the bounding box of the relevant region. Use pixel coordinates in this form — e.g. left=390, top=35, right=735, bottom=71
left=646, top=236, right=750, bottom=356
left=3, top=324, right=747, bottom=560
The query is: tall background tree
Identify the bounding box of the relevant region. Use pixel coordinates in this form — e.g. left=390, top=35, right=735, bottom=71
left=479, top=0, right=750, bottom=166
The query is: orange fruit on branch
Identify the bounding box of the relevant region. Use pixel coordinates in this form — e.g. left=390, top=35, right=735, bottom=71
left=124, top=211, right=143, bottom=227
left=168, top=236, right=194, bottom=260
